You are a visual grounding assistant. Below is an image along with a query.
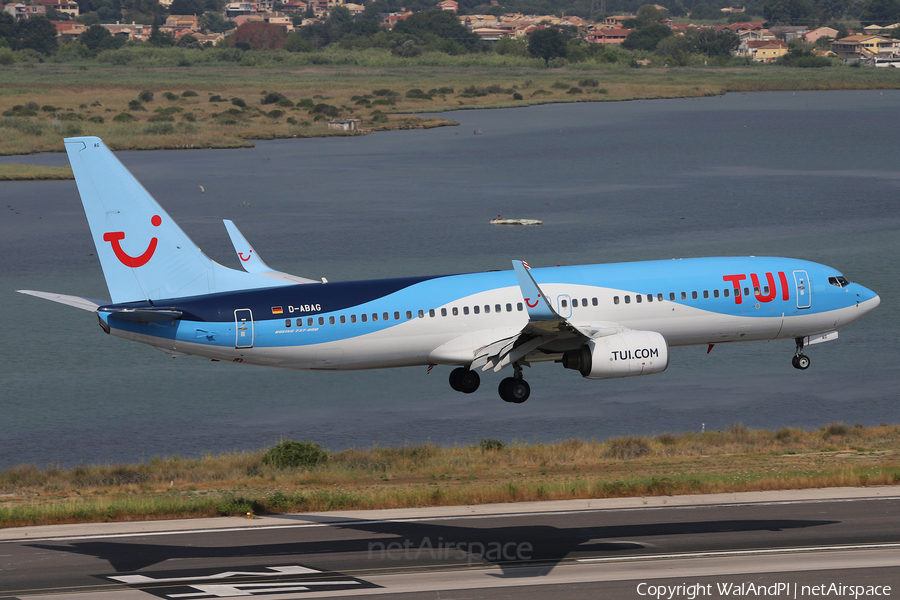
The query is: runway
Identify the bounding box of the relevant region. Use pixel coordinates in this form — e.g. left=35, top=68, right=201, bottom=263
left=2, top=487, right=899, bottom=599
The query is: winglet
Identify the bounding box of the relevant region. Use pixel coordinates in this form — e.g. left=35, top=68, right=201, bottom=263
left=223, top=220, right=318, bottom=284
left=512, top=260, right=560, bottom=321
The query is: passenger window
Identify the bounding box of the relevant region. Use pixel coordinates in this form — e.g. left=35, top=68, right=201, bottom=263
left=625, top=295, right=631, bottom=304
left=670, top=292, right=676, bottom=301
left=285, top=319, right=291, bottom=327
left=703, top=290, right=709, bottom=299
left=351, top=314, right=357, bottom=323
left=561, top=299, right=568, bottom=308
left=517, top=302, right=524, bottom=311
left=614, top=296, right=620, bottom=305
left=318, top=317, right=325, bottom=325
left=636, top=295, right=642, bottom=303
left=441, top=308, right=447, bottom=317
left=658, top=293, right=663, bottom=301
left=340, top=315, right=346, bottom=324
left=763, top=286, right=769, bottom=295
left=692, top=291, right=698, bottom=299
left=406, top=310, right=412, bottom=319
left=592, top=298, right=598, bottom=306
left=361, top=314, right=368, bottom=322
left=484, top=305, right=490, bottom=313
left=713, top=289, right=719, bottom=298
left=394, top=311, right=400, bottom=320
left=474, top=306, right=480, bottom=314
left=307, top=317, right=313, bottom=326
left=580, top=298, right=586, bottom=307
left=647, top=294, right=653, bottom=303
left=372, top=313, right=378, bottom=322
left=418, top=309, right=424, bottom=318
left=724, top=289, right=730, bottom=298
left=506, top=303, right=512, bottom=312
left=681, top=292, right=687, bottom=300
left=495, top=304, right=501, bottom=313
left=753, top=287, right=760, bottom=295
left=453, top=307, right=459, bottom=316
left=744, top=287, right=750, bottom=296
left=464, top=306, right=470, bottom=315
left=429, top=309, right=436, bottom=317
left=329, top=316, right=335, bottom=324
left=383, top=312, right=389, bottom=321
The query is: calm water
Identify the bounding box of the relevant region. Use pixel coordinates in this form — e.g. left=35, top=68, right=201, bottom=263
left=1, top=90, right=898, bottom=469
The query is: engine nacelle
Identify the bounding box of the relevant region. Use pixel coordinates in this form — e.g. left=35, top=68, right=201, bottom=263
left=562, top=330, right=669, bottom=380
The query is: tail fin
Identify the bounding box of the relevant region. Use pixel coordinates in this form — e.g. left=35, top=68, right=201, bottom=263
left=64, top=137, right=291, bottom=303
left=223, top=219, right=320, bottom=284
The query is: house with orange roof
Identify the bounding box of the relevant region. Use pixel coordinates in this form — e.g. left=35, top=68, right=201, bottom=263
left=586, top=27, right=631, bottom=43
left=436, top=0, right=457, bottom=12
left=737, top=39, right=787, bottom=61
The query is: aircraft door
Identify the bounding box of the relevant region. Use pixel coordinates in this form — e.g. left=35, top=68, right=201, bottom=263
left=235, top=309, right=254, bottom=348
left=793, top=271, right=811, bottom=309
left=557, top=295, right=573, bottom=319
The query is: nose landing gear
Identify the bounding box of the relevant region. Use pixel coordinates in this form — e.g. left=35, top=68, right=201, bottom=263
left=792, top=338, right=810, bottom=370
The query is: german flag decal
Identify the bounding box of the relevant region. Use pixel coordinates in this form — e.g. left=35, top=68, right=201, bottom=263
left=271, top=306, right=283, bottom=315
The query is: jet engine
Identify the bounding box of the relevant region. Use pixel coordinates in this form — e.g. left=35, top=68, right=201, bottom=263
left=561, top=331, right=669, bottom=380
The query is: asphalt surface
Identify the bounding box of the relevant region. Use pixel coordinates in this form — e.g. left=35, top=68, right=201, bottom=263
left=2, top=487, right=899, bottom=599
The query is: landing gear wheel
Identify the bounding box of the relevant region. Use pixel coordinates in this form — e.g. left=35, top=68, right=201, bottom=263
left=449, top=367, right=480, bottom=393
left=794, top=354, right=810, bottom=370
left=499, top=377, right=530, bottom=403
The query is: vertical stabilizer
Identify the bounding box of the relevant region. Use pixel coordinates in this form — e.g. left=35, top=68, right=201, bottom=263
left=64, top=137, right=290, bottom=303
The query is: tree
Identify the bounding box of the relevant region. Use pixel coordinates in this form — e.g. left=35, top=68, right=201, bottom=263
left=689, top=3, right=723, bottom=20
left=858, top=0, right=900, bottom=24
left=392, top=10, right=482, bottom=51
left=621, top=23, right=672, bottom=51
left=79, top=24, right=126, bottom=54
left=527, top=26, right=568, bottom=63
left=685, top=28, right=739, bottom=56
left=763, top=0, right=815, bottom=24
left=231, top=21, right=286, bottom=50
left=12, top=16, right=59, bottom=55
left=170, top=0, right=204, bottom=14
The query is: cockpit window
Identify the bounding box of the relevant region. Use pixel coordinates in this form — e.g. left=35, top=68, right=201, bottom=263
left=828, top=276, right=850, bottom=288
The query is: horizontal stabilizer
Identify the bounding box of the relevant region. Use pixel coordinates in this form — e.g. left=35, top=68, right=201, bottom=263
left=223, top=219, right=319, bottom=284
left=17, top=290, right=107, bottom=312
left=102, top=308, right=183, bottom=323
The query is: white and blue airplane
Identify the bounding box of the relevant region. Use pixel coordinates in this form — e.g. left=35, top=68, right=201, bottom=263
left=19, top=137, right=881, bottom=403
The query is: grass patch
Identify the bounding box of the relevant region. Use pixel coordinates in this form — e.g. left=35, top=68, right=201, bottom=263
left=2, top=62, right=900, bottom=156
left=1, top=424, right=899, bottom=528
left=0, top=163, right=73, bottom=180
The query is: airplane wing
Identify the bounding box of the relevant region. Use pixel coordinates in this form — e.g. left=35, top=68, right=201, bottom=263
left=470, top=261, right=629, bottom=373
left=223, top=220, right=320, bottom=284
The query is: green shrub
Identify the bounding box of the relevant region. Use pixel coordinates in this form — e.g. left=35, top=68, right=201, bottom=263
left=262, top=440, right=328, bottom=469
left=231, top=97, right=247, bottom=108
left=512, top=92, right=523, bottom=100
left=550, top=81, right=569, bottom=89
left=310, top=103, right=339, bottom=117
left=163, top=91, right=178, bottom=101
left=209, top=95, right=225, bottom=102
left=267, top=109, right=284, bottom=118
left=182, top=111, right=196, bottom=122
left=137, top=90, right=154, bottom=103
left=405, top=88, right=431, bottom=100
left=41, top=105, right=57, bottom=112
left=566, top=87, right=583, bottom=95
left=479, top=438, right=505, bottom=452
left=262, top=92, right=287, bottom=105
left=147, top=114, right=175, bottom=122
left=127, top=100, right=146, bottom=111
left=578, top=78, right=600, bottom=87
left=181, top=90, right=199, bottom=97
left=276, top=98, right=294, bottom=107
left=144, top=122, right=175, bottom=135
left=372, top=88, right=398, bottom=97
left=296, top=98, right=314, bottom=109
left=112, top=112, right=135, bottom=122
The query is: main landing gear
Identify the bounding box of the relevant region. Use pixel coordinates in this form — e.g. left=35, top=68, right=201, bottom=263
left=792, top=338, right=810, bottom=370
left=498, top=363, right=530, bottom=404
left=449, top=364, right=531, bottom=403
left=449, top=367, right=480, bottom=394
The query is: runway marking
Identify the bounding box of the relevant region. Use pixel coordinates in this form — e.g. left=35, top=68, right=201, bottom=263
left=576, top=542, right=900, bottom=563
left=8, top=495, right=900, bottom=544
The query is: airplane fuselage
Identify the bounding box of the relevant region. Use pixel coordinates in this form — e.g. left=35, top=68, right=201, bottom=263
left=98, top=256, right=879, bottom=372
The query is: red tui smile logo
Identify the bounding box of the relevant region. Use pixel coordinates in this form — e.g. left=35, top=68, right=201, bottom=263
left=103, top=215, right=161, bottom=267
left=238, top=250, right=253, bottom=262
